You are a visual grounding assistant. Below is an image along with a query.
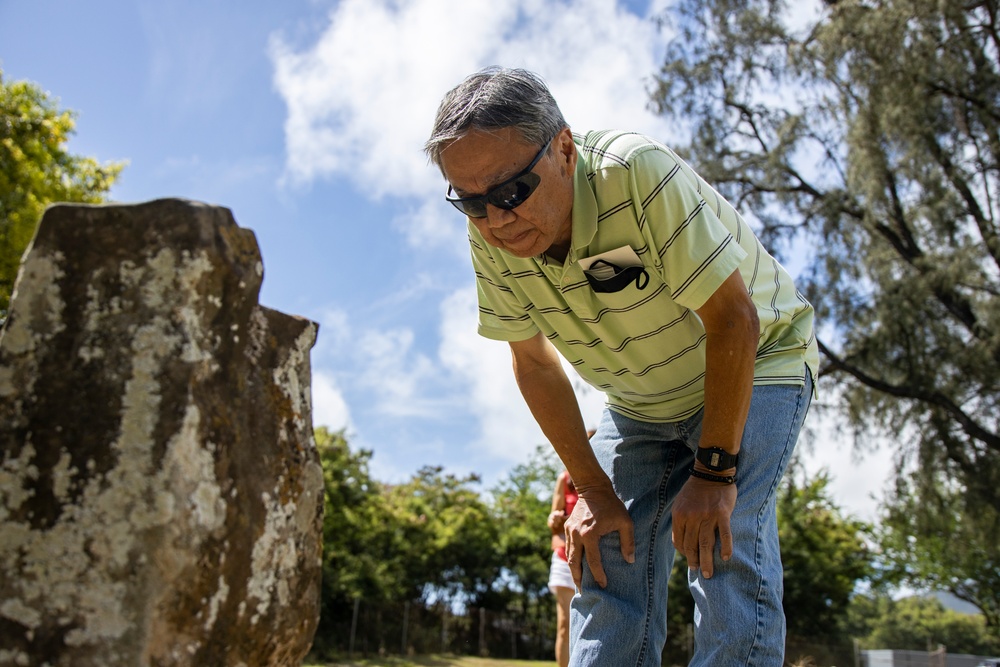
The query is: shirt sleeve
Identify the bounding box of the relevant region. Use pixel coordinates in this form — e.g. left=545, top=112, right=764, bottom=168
left=469, top=227, right=539, bottom=342
left=627, top=146, right=747, bottom=311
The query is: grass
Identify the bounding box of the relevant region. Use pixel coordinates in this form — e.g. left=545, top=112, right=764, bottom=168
left=305, top=655, right=555, bottom=667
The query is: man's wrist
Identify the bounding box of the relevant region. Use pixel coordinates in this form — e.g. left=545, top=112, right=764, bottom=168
left=688, top=468, right=736, bottom=485
left=567, top=464, right=615, bottom=495
left=692, top=460, right=737, bottom=477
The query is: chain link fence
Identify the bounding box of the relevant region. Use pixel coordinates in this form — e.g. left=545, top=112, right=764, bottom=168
left=312, top=598, right=864, bottom=666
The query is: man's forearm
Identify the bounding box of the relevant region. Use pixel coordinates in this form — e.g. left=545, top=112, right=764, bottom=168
left=510, top=339, right=610, bottom=492
left=699, top=325, right=757, bottom=457
left=695, top=271, right=760, bottom=462
left=510, top=335, right=636, bottom=588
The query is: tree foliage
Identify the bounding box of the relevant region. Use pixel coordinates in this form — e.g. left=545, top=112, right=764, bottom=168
left=876, top=469, right=1000, bottom=635
left=315, top=428, right=406, bottom=614
left=650, top=0, right=1000, bottom=624
left=314, top=429, right=564, bottom=657
left=317, top=427, right=506, bottom=610
left=778, top=468, right=872, bottom=644
left=383, top=465, right=500, bottom=606
left=485, top=444, right=563, bottom=610
left=0, top=70, right=124, bottom=316
left=847, top=594, right=1000, bottom=655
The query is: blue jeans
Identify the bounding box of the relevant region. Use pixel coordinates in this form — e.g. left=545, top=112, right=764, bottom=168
left=568, top=373, right=812, bottom=667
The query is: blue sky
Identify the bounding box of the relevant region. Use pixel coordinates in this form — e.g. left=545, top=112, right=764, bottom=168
left=0, top=0, right=895, bottom=519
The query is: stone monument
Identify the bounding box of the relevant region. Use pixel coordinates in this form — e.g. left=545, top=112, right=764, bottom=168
left=0, top=199, right=324, bottom=666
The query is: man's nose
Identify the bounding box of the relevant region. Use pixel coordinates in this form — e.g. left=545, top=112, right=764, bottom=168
left=485, top=205, right=516, bottom=228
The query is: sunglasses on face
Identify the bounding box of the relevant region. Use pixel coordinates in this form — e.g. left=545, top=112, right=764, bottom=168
left=446, top=139, right=552, bottom=218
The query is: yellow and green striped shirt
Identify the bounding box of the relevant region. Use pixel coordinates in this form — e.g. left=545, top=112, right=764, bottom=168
left=471, top=130, right=818, bottom=422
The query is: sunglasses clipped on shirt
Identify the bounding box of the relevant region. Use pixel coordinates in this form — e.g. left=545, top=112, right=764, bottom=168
left=445, top=138, right=552, bottom=218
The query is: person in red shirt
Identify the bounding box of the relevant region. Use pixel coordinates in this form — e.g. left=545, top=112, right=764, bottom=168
left=547, top=430, right=593, bottom=667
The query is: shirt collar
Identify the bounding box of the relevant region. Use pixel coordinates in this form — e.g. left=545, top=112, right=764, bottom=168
left=567, top=144, right=599, bottom=262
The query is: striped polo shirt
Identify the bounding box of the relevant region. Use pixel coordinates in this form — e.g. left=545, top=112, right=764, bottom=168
left=470, top=129, right=819, bottom=422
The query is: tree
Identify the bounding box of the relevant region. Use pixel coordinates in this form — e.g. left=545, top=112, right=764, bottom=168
left=1, top=69, right=124, bottom=317
left=650, top=0, right=999, bottom=624
left=484, top=444, right=563, bottom=656
left=487, top=443, right=563, bottom=607
left=875, top=469, right=1000, bottom=635
left=314, top=428, right=406, bottom=622
left=315, top=430, right=513, bottom=657
left=848, top=594, right=1000, bottom=655
left=384, top=465, right=501, bottom=607
left=778, top=468, right=872, bottom=644
left=664, top=556, right=696, bottom=666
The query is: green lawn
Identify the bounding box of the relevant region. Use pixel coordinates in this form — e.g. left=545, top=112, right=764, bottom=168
left=305, top=655, right=555, bottom=667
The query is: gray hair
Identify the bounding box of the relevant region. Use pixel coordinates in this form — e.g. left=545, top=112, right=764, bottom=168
left=424, top=66, right=568, bottom=169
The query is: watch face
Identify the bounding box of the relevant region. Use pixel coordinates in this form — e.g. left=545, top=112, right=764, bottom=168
left=698, top=447, right=737, bottom=470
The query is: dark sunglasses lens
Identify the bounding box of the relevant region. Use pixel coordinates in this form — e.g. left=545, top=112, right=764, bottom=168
left=489, top=173, right=540, bottom=210
left=450, top=198, right=488, bottom=218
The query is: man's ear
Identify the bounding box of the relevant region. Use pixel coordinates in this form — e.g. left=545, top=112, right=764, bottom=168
left=554, top=127, right=577, bottom=176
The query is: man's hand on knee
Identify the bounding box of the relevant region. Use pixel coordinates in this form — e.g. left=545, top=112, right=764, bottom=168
left=671, top=478, right=737, bottom=578
left=564, top=485, right=635, bottom=589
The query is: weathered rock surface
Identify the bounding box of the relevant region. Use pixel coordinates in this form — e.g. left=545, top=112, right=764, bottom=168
left=0, top=199, right=323, bottom=666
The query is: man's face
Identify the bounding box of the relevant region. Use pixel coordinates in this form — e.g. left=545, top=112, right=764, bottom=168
left=440, top=126, right=576, bottom=260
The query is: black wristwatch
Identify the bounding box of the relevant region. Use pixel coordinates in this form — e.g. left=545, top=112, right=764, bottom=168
left=695, top=447, right=739, bottom=471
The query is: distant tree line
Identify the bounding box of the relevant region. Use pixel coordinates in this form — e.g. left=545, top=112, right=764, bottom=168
left=312, top=427, right=561, bottom=659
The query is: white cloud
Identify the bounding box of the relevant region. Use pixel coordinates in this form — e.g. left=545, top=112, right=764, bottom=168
left=795, top=388, right=896, bottom=523
left=391, top=198, right=470, bottom=255
left=492, top=0, right=671, bottom=139
left=266, top=0, right=676, bottom=466
left=307, top=306, right=447, bottom=424
left=568, top=366, right=608, bottom=431
left=307, top=309, right=354, bottom=431
left=269, top=0, right=674, bottom=203
left=269, top=0, right=509, bottom=196
left=311, top=369, right=353, bottom=431
left=308, top=307, right=352, bottom=364
left=355, top=327, right=451, bottom=417
left=438, top=286, right=607, bottom=465
left=438, top=286, right=541, bottom=461
left=786, top=0, right=824, bottom=34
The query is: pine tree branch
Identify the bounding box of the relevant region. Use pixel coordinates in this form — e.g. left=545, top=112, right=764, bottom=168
left=817, top=338, right=1000, bottom=451
left=925, top=131, right=1000, bottom=273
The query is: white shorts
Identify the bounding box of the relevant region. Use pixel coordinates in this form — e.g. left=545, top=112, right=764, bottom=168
left=547, top=551, right=575, bottom=593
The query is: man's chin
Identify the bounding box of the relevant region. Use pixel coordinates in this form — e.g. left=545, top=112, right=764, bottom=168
left=500, top=235, right=544, bottom=257
left=484, top=231, right=543, bottom=258
left=501, top=244, right=542, bottom=258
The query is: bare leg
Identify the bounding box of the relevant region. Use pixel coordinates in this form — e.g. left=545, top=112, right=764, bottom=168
left=555, top=586, right=574, bottom=667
